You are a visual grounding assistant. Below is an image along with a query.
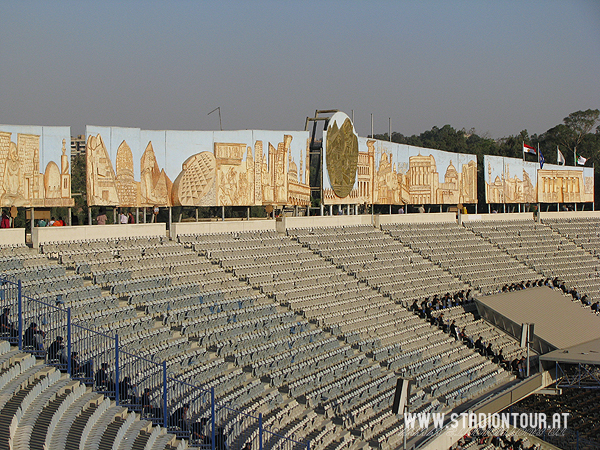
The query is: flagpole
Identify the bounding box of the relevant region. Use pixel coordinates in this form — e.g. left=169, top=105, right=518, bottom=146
left=574, top=146, right=577, bottom=166
left=523, top=141, right=525, bottom=161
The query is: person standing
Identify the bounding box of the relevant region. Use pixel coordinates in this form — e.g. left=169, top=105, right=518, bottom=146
left=1, top=211, right=11, bottom=228
left=96, top=210, right=108, bottom=225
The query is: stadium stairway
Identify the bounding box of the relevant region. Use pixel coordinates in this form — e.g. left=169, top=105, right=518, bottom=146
left=0, top=339, right=186, bottom=450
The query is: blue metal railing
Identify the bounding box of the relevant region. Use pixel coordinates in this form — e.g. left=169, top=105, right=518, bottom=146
left=0, top=275, right=310, bottom=450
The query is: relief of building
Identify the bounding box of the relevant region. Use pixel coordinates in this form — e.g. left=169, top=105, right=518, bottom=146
left=434, top=159, right=477, bottom=204
left=485, top=163, right=536, bottom=204
left=140, top=142, right=172, bottom=207
left=537, top=169, right=593, bottom=203
left=171, top=152, right=216, bottom=206
left=215, top=143, right=253, bottom=206
left=170, top=134, right=310, bottom=207
left=0, top=131, right=73, bottom=208
left=287, top=143, right=310, bottom=206
left=374, top=152, right=398, bottom=204
left=325, top=147, right=475, bottom=206
left=436, top=160, right=459, bottom=204
left=116, top=141, right=138, bottom=207
left=408, top=154, right=438, bottom=204
left=86, top=134, right=120, bottom=205
left=87, top=135, right=172, bottom=207
left=459, top=160, right=477, bottom=204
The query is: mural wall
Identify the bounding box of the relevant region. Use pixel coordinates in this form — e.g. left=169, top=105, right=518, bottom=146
left=484, top=155, right=594, bottom=203
left=0, top=125, right=74, bottom=208
left=323, top=113, right=478, bottom=205
left=85, top=127, right=310, bottom=207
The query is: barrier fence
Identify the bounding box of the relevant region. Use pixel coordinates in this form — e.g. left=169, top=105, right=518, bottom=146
left=0, top=276, right=310, bottom=450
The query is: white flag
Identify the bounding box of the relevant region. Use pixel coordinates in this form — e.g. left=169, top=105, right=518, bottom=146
left=557, top=147, right=565, bottom=165
left=577, top=155, right=587, bottom=165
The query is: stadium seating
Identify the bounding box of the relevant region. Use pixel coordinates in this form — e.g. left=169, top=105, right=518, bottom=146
left=0, top=217, right=572, bottom=450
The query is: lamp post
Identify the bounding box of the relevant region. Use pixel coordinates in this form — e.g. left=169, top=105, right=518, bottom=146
left=208, top=107, right=222, bottom=131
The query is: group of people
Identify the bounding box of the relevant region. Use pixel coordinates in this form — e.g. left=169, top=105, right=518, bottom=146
left=47, top=335, right=94, bottom=377
left=500, top=278, right=548, bottom=292
left=453, top=428, right=540, bottom=450
left=501, top=277, right=600, bottom=314
left=2, top=311, right=95, bottom=379
left=409, top=289, right=473, bottom=321
left=37, top=216, right=67, bottom=227
left=409, top=293, right=531, bottom=380
left=1, top=311, right=45, bottom=350
left=93, top=368, right=229, bottom=447
left=540, top=277, right=600, bottom=313
left=96, top=209, right=136, bottom=225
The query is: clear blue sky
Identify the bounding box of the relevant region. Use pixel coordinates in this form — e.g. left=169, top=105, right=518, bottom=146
left=1, top=0, right=598, bottom=139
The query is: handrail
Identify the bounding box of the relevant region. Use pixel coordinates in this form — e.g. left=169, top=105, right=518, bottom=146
left=0, top=275, right=310, bottom=450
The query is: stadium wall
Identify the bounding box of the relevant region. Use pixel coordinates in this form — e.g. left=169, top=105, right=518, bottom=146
left=32, top=223, right=166, bottom=248
left=277, top=215, right=375, bottom=231
left=375, top=212, right=456, bottom=226
left=0, top=228, right=25, bottom=245
left=462, top=212, right=536, bottom=222
left=171, top=219, right=277, bottom=238
left=540, top=211, right=600, bottom=220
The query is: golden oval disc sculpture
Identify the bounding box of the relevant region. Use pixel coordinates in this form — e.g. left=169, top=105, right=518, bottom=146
left=326, top=112, right=359, bottom=198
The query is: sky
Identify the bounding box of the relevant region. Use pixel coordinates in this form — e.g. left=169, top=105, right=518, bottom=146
left=1, top=0, right=599, bottom=140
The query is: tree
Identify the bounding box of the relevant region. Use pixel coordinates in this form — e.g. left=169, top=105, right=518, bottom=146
left=564, top=109, right=600, bottom=152
left=546, top=109, right=600, bottom=158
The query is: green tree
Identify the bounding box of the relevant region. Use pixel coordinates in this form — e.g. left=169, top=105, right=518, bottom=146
left=564, top=109, right=600, bottom=153
left=69, top=154, right=87, bottom=224
left=544, top=109, right=600, bottom=162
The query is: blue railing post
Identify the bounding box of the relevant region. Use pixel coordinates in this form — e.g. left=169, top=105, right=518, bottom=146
left=115, top=333, right=120, bottom=405
left=67, top=307, right=72, bottom=375
left=211, top=387, right=216, bottom=450
left=163, top=361, right=168, bottom=429
left=259, top=412, right=263, bottom=450
left=17, top=280, right=22, bottom=350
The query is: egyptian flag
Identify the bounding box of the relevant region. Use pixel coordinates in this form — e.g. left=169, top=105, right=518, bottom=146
left=523, top=143, right=536, bottom=155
